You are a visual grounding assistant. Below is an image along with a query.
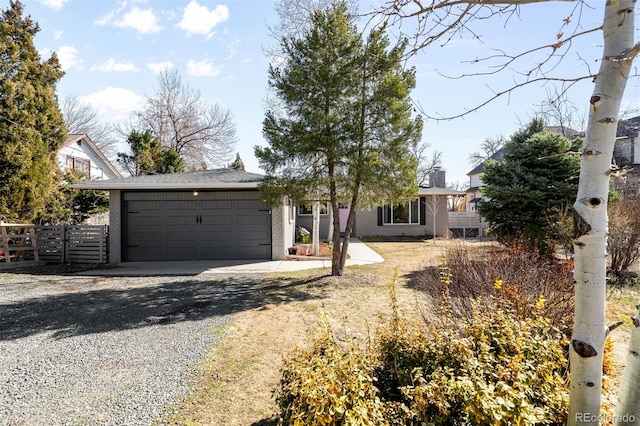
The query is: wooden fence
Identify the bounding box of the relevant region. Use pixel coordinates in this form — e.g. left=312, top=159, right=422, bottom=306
left=35, top=225, right=108, bottom=264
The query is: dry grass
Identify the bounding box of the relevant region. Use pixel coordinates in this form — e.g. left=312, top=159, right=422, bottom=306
left=161, top=238, right=640, bottom=425
left=161, top=239, right=488, bottom=425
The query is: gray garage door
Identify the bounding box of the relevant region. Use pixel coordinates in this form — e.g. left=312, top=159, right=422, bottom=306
left=123, top=191, right=271, bottom=261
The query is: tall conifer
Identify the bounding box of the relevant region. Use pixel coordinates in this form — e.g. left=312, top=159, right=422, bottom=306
left=0, top=0, right=66, bottom=223
left=257, top=2, right=422, bottom=275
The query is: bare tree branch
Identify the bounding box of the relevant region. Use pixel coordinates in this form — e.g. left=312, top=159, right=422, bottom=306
left=413, top=140, right=442, bottom=185
left=61, top=94, right=117, bottom=157
left=373, top=0, right=607, bottom=121
left=467, top=134, right=507, bottom=167
left=128, top=68, right=237, bottom=170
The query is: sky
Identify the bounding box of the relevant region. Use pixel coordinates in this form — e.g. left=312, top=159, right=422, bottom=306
left=11, top=0, right=640, bottom=186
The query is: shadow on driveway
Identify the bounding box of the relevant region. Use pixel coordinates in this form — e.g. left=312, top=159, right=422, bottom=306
left=0, top=274, right=326, bottom=341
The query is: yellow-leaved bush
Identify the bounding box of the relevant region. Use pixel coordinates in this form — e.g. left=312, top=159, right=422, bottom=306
left=276, top=301, right=569, bottom=425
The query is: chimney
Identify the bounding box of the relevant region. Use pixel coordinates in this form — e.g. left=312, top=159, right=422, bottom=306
left=429, top=169, right=446, bottom=188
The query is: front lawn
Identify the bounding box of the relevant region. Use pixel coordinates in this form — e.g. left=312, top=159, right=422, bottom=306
left=163, top=239, right=639, bottom=425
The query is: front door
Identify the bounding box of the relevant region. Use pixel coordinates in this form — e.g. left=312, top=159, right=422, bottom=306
left=339, top=204, right=350, bottom=233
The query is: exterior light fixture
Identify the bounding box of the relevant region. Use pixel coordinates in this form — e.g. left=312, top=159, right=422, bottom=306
left=193, top=190, right=198, bottom=197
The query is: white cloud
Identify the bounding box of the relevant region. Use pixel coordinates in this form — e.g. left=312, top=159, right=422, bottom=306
left=37, top=0, right=68, bottom=10
left=57, top=45, right=83, bottom=71
left=178, top=1, right=229, bottom=38
left=226, top=38, right=241, bottom=59
left=95, top=3, right=162, bottom=35
left=53, top=30, right=63, bottom=40
left=114, top=6, right=162, bottom=34
left=90, top=58, right=140, bottom=72
left=94, top=1, right=126, bottom=27
left=81, top=87, right=144, bottom=122
left=186, top=59, right=222, bottom=77
left=147, top=61, right=174, bottom=74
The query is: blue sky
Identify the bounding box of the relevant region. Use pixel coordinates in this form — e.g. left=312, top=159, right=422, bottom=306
left=13, top=0, right=640, bottom=185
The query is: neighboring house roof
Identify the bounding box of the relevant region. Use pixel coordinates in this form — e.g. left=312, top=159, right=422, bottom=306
left=467, top=147, right=506, bottom=176
left=547, top=126, right=585, bottom=138
left=466, top=117, right=640, bottom=176
left=70, top=168, right=265, bottom=190
left=61, top=134, right=122, bottom=179
left=617, top=116, right=640, bottom=138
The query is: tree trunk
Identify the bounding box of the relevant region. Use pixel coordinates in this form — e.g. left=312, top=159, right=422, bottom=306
left=330, top=197, right=342, bottom=276
left=568, top=1, right=636, bottom=424
left=330, top=176, right=342, bottom=276
left=338, top=194, right=359, bottom=274
left=615, top=300, right=640, bottom=425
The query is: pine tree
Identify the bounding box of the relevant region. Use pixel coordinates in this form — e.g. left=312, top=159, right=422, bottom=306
left=228, top=153, right=245, bottom=171
left=0, top=0, right=66, bottom=223
left=117, top=130, right=184, bottom=176
left=477, top=118, right=581, bottom=255
left=256, top=2, right=422, bottom=275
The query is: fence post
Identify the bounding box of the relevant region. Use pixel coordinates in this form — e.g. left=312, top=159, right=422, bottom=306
left=99, top=226, right=105, bottom=263
left=63, top=225, right=69, bottom=263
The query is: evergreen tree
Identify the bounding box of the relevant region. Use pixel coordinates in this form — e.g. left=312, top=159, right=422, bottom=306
left=228, top=153, right=245, bottom=171
left=256, top=2, right=422, bottom=275
left=117, top=130, right=184, bottom=176
left=0, top=1, right=66, bottom=223
left=55, top=171, right=109, bottom=224
left=477, top=118, right=581, bottom=254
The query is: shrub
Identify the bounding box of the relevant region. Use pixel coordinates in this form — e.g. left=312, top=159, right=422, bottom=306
left=608, top=197, right=640, bottom=274
left=276, top=287, right=570, bottom=425
left=275, top=320, right=389, bottom=425
left=375, top=304, right=569, bottom=425
left=414, top=243, right=574, bottom=334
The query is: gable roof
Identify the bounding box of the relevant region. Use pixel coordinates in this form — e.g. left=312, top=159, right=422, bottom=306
left=466, top=116, right=640, bottom=176
left=467, top=147, right=506, bottom=176
left=547, top=126, right=584, bottom=138
left=70, top=168, right=265, bottom=190
left=62, top=134, right=122, bottom=179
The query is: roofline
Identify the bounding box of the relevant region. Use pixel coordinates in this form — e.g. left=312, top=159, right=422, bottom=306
left=69, top=182, right=261, bottom=190
left=418, top=188, right=466, bottom=196
left=64, top=133, right=122, bottom=178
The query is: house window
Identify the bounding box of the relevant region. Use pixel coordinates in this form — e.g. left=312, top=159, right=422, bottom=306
left=65, top=156, right=91, bottom=176
left=383, top=199, right=420, bottom=224
left=298, top=202, right=328, bottom=216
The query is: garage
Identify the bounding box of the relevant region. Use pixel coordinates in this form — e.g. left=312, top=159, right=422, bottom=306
left=123, top=191, right=272, bottom=261
left=70, top=169, right=296, bottom=263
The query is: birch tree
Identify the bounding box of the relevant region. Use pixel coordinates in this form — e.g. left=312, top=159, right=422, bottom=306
left=376, top=0, right=639, bottom=424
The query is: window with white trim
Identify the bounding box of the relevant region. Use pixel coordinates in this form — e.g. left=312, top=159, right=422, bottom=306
left=65, top=156, right=91, bottom=176
left=383, top=199, right=420, bottom=224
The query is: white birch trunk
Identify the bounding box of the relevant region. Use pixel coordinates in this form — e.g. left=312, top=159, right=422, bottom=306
left=568, top=1, right=636, bottom=424
left=615, top=300, right=640, bottom=425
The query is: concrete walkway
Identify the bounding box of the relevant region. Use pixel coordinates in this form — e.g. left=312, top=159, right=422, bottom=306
left=82, top=238, right=384, bottom=276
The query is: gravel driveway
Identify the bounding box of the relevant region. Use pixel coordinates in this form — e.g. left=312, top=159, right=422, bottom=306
left=0, top=269, right=265, bottom=425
